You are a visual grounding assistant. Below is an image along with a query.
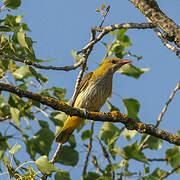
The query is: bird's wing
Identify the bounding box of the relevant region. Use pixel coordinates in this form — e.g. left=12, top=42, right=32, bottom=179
left=71, top=72, right=93, bottom=107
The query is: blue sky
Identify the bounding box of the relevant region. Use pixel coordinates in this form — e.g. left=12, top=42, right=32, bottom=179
left=2, top=0, right=180, bottom=179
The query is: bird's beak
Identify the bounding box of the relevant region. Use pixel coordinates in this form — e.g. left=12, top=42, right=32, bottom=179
left=121, top=59, right=132, bottom=65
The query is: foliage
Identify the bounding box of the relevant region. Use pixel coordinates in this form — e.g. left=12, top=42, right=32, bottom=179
left=0, top=1, right=179, bottom=180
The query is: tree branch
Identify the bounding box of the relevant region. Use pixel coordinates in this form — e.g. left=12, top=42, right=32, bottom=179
left=78, top=22, right=155, bottom=54
left=0, top=50, right=83, bottom=71
left=160, top=164, right=180, bottom=180
left=82, top=121, right=94, bottom=179
left=0, top=82, right=180, bottom=146
left=139, top=81, right=180, bottom=150
left=153, top=28, right=180, bottom=58
left=128, top=0, right=180, bottom=48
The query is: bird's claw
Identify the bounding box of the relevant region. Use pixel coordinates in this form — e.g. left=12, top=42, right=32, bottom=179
left=103, top=111, right=110, bottom=117
left=82, top=108, right=89, bottom=116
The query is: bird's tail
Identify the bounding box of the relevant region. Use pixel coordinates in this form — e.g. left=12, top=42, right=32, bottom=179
left=56, top=116, right=84, bottom=144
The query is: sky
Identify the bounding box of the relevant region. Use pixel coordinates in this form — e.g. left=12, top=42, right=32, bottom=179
left=1, top=0, right=180, bottom=179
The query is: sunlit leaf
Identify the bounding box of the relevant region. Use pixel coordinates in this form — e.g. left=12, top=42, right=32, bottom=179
left=10, top=106, right=20, bottom=125
left=9, top=144, right=21, bottom=154
left=17, top=27, right=29, bottom=49
left=13, top=66, right=31, bottom=80
left=143, top=168, right=166, bottom=180
left=107, top=101, right=120, bottom=111
left=71, top=49, right=82, bottom=63
left=100, top=122, right=123, bottom=146
left=123, top=128, right=137, bottom=141
left=119, top=64, right=150, bottom=79
left=35, top=155, right=62, bottom=175
left=140, top=134, right=162, bottom=150
left=120, top=142, right=148, bottom=163
left=166, top=146, right=180, bottom=172
left=116, top=29, right=127, bottom=41
left=101, top=3, right=105, bottom=10
left=122, top=98, right=140, bottom=120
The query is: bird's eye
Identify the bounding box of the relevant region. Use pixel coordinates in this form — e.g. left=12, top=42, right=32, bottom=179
left=111, top=60, right=117, bottom=64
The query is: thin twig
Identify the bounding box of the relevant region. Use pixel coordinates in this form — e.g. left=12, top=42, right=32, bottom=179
left=97, top=137, right=115, bottom=179
left=147, top=158, right=167, bottom=162
left=160, top=164, right=180, bottom=180
left=78, top=22, right=155, bottom=54
left=99, top=5, right=110, bottom=28
left=92, top=155, right=105, bottom=174
left=0, top=50, right=83, bottom=71
left=153, top=28, right=180, bottom=58
left=82, top=121, right=94, bottom=179
left=156, top=81, right=180, bottom=127
left=139, top=81, right=180, bottom=150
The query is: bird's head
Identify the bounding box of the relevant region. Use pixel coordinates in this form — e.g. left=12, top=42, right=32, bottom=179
left=99, top=57, right=132, bottom=74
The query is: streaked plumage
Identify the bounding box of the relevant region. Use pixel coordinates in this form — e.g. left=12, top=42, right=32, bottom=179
left=56, top=58, right=131, bottom=143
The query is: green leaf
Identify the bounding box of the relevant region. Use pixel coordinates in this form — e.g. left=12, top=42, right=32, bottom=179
left=116, top=29, right=127, bottom=41
left=55, top=145, right=79, bottom=166
left=100, top=122, right=123, bottom=146
left=32, top=128, right=55, bottom=156
left=38, top=120, right=49, bottom=129
left=119, top=64, right=150, bottom=79
left=95, top=8, right=101, bottom=13
left=166, top=146, right=180, bottom=172
left=140, top=134, right=162, bottom=150
left=53, top=87, right=66, bottom=100
left=17, top=27, right=29, bottom=49
left=101, top=3, right=105, bottom=10
left=29, top=66, right=42, bottom=84
left=35, top=155, right=62, bottom=175
left=143, top=168, right=167, bottom=180
left=3, top=0, right=21, bottom=10
left=122, top=98, right=140, bottom=120
left=50, top=112, right=67, bottom=127
left=120, top=142, right=148, bottom=163
left=10, top=106, right=20, bottom=125
left=71, top=49, right=82, bottom=63
left=144, top=166, right=150, bottom=174
left=81, top=130, right=91, bottom=141
left=127, top=50, right=142, bottom=60
left=55, top=171, right=70, bottom=180
left=107, top=101, right=120, bottom=111
left=68, top=134, right=77, bottom=148
left=84, top=172, right=100, bottom=180
left=40, top=87, right=66, bottom=100
left=123, top=128, right=137, bottom=141
left=109, top=160, right=128, bottom=171
left=113, top=43, right=125, bottom=58
left=13, top=66, right=31, bottom=80
left=0, top=133, right=8, bottom=159
left=110, top=31, right=116, bottom=36
left=9, top=144, right=21, bottom=154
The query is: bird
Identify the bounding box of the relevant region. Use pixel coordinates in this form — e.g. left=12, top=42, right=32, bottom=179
left=56, top=57, right=132, bottom=144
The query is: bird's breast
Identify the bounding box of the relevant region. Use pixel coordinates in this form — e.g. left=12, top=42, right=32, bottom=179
left=74, top=75, right=113, bottom=111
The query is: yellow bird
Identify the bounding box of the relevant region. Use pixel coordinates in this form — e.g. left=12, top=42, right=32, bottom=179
left=56, top=57, right=132, bottom=143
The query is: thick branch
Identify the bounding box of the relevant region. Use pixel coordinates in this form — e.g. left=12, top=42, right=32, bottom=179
left=0, top=82, right=180, bottom=146
left=129, top=0, right=180, bottom=48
